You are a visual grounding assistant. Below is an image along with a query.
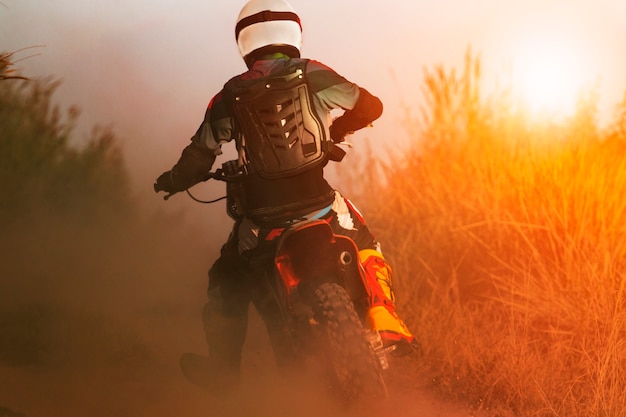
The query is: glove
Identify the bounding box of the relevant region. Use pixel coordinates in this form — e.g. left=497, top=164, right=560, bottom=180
left=154, top=171, right=179, bottom=194
left=329, top=118, right=352, bottom=143
left=329, top=87, right=382, bottom=143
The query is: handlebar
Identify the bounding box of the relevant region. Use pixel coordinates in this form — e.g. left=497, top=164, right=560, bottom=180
left=155, top=167, right=242, bottom=201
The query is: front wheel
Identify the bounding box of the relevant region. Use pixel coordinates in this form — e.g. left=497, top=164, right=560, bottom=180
left=313, top=282, right=389, bottom=402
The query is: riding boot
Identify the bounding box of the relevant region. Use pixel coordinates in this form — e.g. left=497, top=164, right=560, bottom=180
left=359, top=249, right=418, bottom=356
left=180, top=287, right=249, bottom=396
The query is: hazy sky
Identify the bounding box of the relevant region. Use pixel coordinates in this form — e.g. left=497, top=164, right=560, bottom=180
left=2, top=0, right=626, bottom=195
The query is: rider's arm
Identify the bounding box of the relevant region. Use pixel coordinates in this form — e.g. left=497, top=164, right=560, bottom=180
left=328, top=87, right=383, bottom=142
left=305, top=60, right=383, bottom=143
left=167, top=92, right=233, bottom=191
left=168, top=134, right=218, bottom=191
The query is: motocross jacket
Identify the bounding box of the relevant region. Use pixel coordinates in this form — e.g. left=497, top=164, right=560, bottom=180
left=169, top=57, right=382, bottom=223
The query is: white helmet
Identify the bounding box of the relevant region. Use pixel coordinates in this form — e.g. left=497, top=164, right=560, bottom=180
left=235, top=0, right=302, bottom=68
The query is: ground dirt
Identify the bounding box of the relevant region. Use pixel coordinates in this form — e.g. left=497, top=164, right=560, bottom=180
left=0, top=309, right=479, bottom=417
left=0, top=220, right=479, bottom=417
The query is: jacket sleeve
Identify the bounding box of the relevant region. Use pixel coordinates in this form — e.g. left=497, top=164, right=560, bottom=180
left=305, top=60, right=383, bottom=142
left=328, top=87, right=383, bottom=142
left=169, top=92, right=233, bottom=190
left=169, top=134, right=218, bottom=190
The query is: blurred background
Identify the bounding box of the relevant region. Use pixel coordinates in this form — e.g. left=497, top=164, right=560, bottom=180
left=2, top=1, right=626, bottom=416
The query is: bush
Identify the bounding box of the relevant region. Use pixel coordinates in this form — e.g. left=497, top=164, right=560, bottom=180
left=0, top=70, right=145, bottom=365
left=0, top=77, right=131, bottom=227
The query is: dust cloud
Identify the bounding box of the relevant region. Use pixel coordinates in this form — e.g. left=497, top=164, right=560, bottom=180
left=0, top=205, right=472, bottom=417
left=0, top=168, right=474, bottom=412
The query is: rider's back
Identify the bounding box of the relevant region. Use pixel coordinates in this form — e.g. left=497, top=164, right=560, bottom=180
left=217, top=57, right=361, bottom=223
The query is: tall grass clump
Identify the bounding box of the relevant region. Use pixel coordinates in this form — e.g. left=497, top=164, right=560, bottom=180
left=360, top=50, right=626, bottom=416
left=1, top=49, right=30, bottom=81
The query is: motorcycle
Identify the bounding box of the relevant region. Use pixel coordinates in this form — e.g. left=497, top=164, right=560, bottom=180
left=160, top=164, right=394, bottom=402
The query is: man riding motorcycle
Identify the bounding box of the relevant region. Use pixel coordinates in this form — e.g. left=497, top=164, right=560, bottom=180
left=154, top=0, right=417, bottom=395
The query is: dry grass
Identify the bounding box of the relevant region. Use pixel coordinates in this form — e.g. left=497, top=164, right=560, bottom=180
left=358, top=50, right=626, bottom=416
left=0, top=48, right=41, bottom=81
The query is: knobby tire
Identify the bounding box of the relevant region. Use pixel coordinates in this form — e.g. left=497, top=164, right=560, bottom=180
left=314, top=282, right=389, bottom=402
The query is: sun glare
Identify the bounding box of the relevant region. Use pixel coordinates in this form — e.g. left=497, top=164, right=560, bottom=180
left=515, top=45, right=583, bottom=113
left=507, top=16, right=594, bottom=118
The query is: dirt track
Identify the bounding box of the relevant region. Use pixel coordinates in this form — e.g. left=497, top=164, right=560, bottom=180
left=0, top=218, right=475, bottom=417
left=0, top=305, right=476, bottom=417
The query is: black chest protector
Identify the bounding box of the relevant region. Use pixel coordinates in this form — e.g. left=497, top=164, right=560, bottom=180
left=224, top=61, right=330, bottom=180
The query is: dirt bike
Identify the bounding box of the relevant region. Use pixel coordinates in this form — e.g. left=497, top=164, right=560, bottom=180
left=160, top=164, right=394, bottom=402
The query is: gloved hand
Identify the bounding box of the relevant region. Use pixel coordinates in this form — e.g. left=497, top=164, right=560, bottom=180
left=329, top=87, right=381, bottom=143
left=329, top=118, right=352, bottom=143
left=154, top=171, right=180, bottom=194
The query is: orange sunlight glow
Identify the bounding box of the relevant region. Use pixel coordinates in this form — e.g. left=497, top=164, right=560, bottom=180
left=507, top=14, right=596, bottom=118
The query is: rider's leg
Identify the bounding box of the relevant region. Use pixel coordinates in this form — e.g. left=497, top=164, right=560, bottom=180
left=202, top=284, right=249, bottom=371
left=325, top=192, right=418, bottom=354
left=180, top=243, right=251, bottom=394
left=180, top=290, right=248, bottom=394
left=359, top=249, right=417, bottom=352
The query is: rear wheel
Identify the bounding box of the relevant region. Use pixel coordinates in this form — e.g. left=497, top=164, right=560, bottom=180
left=313, top=282, right=389, bottom=402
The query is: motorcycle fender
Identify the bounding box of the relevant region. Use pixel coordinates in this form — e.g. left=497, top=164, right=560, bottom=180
left=274, top=219, right=370, bottom=309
